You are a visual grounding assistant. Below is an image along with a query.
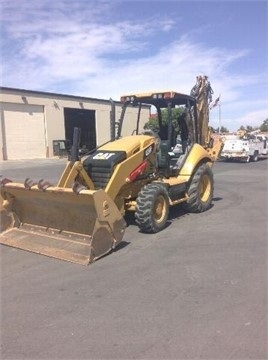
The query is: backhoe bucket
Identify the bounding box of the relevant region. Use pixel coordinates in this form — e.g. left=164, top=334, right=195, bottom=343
left=0, top=181, right=126, bottom=265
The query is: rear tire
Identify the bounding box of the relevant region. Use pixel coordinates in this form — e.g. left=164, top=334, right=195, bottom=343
left=183, top=163, right=214, bottom=213
left=251, top=151, right=259, bottom=162
left=135, top=183, right=169, bottom=233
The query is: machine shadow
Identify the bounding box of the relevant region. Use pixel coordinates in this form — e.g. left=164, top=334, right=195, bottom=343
left=124, top=196, right=223, bottom=233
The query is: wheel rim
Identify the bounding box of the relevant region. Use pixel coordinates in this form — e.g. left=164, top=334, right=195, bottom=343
left=154, top=195, right=167, bottom=224
left=199, top=174, right=211, bottom=203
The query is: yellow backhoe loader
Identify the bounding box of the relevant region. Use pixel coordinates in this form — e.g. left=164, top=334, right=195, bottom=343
left=0, top=76, right=223, bottom=265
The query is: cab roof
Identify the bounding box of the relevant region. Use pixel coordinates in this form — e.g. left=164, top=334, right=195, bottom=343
left=120, top=91, right=196, bottom=108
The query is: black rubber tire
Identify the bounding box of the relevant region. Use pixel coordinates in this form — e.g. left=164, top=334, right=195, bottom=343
left=135, top=183, right=170, bottom=233
left=183, top=163, right=214, bottom=213
left=251, top=151, right=259, bottom=162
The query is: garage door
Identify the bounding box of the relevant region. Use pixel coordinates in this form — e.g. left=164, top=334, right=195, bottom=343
left=2, top=103, right=46, bottom=159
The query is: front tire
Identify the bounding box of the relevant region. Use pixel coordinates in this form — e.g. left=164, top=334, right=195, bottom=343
left=184, top=163, right=214, bottom=213
left=250, top=151, right=259, bottom=162
left=135, top=183, right=169, bottom=233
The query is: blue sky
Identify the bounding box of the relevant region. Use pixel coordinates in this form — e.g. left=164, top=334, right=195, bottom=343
left=0, top=0, right=267, bottom=131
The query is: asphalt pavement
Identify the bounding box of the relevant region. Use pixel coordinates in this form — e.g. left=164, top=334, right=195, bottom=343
left=0, top=158, right=267, bottom=359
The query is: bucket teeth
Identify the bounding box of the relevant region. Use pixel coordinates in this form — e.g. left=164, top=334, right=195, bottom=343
left=0, top=178, right=12, bottom=186
left=24, top=178, right=37, bottom=189
left=38, top=179, right=52, bottom=190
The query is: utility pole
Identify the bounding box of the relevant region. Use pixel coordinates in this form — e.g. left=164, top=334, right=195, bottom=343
left=218, top=101, right=221, bottom=133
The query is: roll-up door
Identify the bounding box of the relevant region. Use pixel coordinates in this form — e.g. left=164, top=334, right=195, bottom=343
left=1, top=103, right=46, bottom=159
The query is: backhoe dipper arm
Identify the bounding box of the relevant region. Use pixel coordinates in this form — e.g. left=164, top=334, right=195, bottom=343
left=191, top=75, right=212, bottom=147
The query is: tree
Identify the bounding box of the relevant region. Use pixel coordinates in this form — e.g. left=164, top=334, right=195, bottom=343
left=144, top=114, right=159, bottom=131
left=144, top=107, right=184, bottom=133
left=220, top=126, right=229, bottom=133
left=213, top=126, right=229, bottom=133
left=238, top=124, right=262, bottom=133
left=260, top=119, right=268, bottom=132
left=246, top=125, right=254, bottom=132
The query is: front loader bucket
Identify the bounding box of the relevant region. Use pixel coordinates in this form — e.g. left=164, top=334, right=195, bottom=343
left=0, top=182, right=126, bottom=265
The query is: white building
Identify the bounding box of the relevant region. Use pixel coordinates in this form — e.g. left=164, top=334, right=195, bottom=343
left=0, top=87, right=150, bottom=160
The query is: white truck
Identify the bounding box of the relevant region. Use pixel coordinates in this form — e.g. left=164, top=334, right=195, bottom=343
left=220, top=133, right=268, bottom=162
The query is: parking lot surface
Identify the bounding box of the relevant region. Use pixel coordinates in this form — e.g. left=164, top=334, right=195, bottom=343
left=1, top=159, right=267, bottom=359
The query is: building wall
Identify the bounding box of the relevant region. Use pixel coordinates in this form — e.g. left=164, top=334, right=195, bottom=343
left=0, top=88, right=150, bottom=160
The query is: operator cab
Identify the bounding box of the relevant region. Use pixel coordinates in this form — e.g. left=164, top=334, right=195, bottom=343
left=119, top=91, right=198, bottom=176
